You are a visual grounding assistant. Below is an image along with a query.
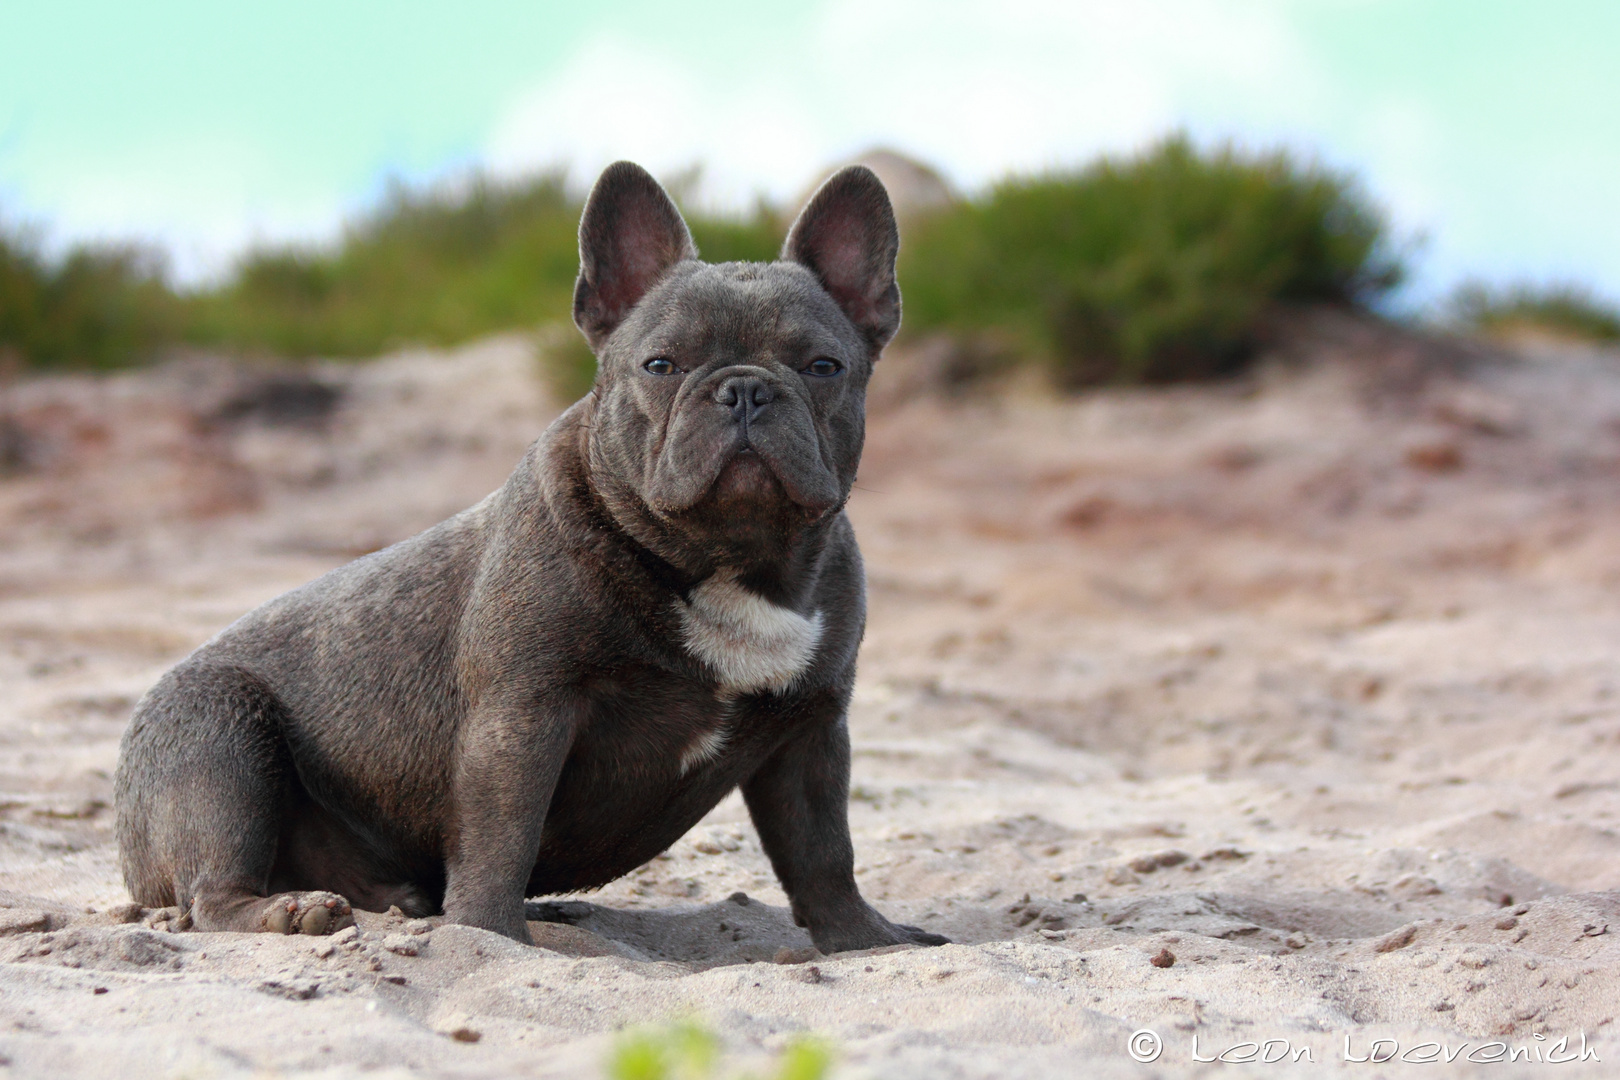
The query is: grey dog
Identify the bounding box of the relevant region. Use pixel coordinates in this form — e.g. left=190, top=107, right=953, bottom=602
left=114, top=160, right=948, bottom=953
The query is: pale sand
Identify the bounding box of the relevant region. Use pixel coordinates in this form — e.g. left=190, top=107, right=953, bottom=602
left=0, top=321, right=1616, bottom=1077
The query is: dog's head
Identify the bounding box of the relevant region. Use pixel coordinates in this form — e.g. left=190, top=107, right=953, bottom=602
left=574, top=161, right=898, bottom=567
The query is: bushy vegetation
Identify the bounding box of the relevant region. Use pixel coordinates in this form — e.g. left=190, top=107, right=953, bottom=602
left=899, top=136, right=1403, bottom=386
left=1448, top=280, right=1620, bottom=343
left=0, top=225, right=180, bottom=370
left=0, top=138, right=1491, bottom=394
left=1, top=176, right=782, bottom=378
left=189, top=174, right=583, bottom=360
left=608, top=1020, right=830, bottom=1080
left=186, top=175, right=786, bottom=363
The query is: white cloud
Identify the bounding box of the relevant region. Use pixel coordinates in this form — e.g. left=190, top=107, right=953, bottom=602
left=486, top=37, right=825, bottom=210
left=6, top=132, right=349, bottom=283
left=486, top=0, right=1320, bottom=207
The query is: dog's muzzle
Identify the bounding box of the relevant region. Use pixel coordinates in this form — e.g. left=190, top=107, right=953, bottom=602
left=715, top=374, right=775, bottom=440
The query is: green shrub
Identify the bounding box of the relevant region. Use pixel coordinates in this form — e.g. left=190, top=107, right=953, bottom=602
left=686, top=200, right=784, bottom=267
left=187, top=173, right=585, bottom=359
left=185, top=175, right=788, bottom=383
left=1448, top=280, right=1620, bottom=343
left=0, top=142, right=1413, bottom=385
left=606, top=1020, right=830, bottom=1080
left=1, top=224, right=180, bottom=370
left=898, top=136, right=1403, bottom=387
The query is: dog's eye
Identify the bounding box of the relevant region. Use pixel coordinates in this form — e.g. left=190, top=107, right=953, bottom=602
left=643, top=357, right=677, bottom=376
left=802, top=358, right=842, bottom=377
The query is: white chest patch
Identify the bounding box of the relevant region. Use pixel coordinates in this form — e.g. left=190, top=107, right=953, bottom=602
left=678, top=723, right=731, bottom=775
left=677, top=575, right=824, bottom=696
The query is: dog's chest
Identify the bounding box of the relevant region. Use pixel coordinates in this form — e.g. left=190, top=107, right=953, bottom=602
left=675, top=576, right=823, bottom=697
left=656, top=575, right=822, bottom=773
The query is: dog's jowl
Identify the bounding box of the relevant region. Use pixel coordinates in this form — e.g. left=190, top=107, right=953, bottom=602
left=114, top=160, right=948, bottom=953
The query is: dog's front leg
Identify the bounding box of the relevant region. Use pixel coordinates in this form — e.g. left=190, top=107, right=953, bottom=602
left=441, top=708, right=574, bottom=943
left=742, top=703, right=948, bottom=953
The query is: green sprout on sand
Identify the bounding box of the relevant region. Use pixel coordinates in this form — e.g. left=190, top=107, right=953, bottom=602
left=607, top=1020, right=832, bottom=1080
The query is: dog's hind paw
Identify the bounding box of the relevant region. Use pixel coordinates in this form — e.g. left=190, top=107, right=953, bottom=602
left=523, top=899, right=592, bottom=925
left=263, top=892, right=355, bottom=936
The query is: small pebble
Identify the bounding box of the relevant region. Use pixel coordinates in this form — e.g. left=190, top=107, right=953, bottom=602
left=1201, top=847, right=1249, bottom=862
left=1129, top=850, right=1190, bottom=873
left=382, top=934, right=420, bottom=957
left=1375, top=925, right=1419, bottom=953
left=1150, top=948, right=1176, bottom=968
left=449, top=1028, right=481, bottom=1043
left=104, top=903, right=144, bottom=925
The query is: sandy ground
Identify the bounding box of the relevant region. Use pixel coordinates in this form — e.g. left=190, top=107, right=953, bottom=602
left=0, top=319, right=1617, bottom=1078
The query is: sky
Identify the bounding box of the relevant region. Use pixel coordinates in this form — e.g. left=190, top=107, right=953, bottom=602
left=1, top=0, right=1616, bottom=307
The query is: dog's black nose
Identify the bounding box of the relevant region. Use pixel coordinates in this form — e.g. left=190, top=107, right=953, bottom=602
left=715, top=375, right=775, bottom=427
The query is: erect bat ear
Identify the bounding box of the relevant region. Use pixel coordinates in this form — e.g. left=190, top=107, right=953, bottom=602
left=782, top=165, right=901, bottom=350
left=573, top=161, right=698, bottom=350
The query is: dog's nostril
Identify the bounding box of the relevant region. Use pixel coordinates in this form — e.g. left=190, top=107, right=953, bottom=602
left=717, top=377, right=773, bottom=417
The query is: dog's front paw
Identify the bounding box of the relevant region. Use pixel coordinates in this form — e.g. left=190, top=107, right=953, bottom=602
left=893, top=922, right=950, bottom=947
left=809, top=907, right=949, bottom=953
left=262, top=891, right=354, bottom=936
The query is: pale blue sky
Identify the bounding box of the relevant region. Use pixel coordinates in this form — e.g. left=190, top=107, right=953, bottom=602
left=1, top=0, right=1615, bottom=306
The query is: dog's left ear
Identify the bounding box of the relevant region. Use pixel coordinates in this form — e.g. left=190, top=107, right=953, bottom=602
left=574, top=161, right=699, bottom=350
left=783, top=166, right=901, bottom=350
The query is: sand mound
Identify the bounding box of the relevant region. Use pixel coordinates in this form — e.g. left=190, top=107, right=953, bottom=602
left=1, top=321, right=1617, bottom=1076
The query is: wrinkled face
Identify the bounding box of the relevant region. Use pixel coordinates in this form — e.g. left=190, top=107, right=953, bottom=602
left=590, top=261, right=870, bottom=526
left=571, top=161, right=901, bottom=558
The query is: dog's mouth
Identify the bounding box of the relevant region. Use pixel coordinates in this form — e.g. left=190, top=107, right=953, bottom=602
left=639, top=385, right=846, bottom=520
left=708, top=445, right=788, bottom=506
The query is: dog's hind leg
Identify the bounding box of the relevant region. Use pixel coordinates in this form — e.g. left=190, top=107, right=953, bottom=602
left=115, top=663, right=355, bottom=935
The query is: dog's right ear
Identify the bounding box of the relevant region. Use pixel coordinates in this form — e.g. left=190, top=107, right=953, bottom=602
left=574, top=162, right=698, bottom=350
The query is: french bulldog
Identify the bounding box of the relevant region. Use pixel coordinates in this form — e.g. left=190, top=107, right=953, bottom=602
left=114, top=160, right=947, bottom=953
